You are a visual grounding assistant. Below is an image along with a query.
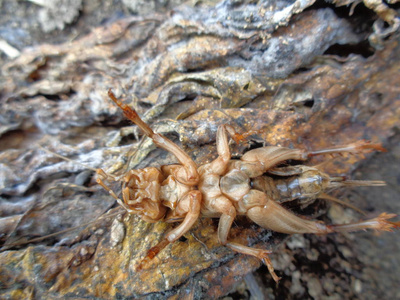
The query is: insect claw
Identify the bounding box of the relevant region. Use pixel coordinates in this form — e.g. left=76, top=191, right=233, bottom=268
left=349, top=140, right=387, bottom=153
left=355, top=140, right=387, bottom=152
left=329, top=212, right=400, bottom=233
left=260, top=252, right=281, bottom=283
left=375, top=213, right=400, bottom=231
left=136, top=239, right=170, bottom=271
left=225, top=125, right=264, bottom=144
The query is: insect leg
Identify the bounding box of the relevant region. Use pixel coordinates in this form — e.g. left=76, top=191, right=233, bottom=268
left=108, top=89, right=199, bottom=186
left=137, top=190, right=202, bottom=270
left=226, top=243, right=278, bottom=282
left=240, top=140, right=385, bottom=176
left=328, top=213, right=400, bottom=232
left=208, top=195, right=280, bottom=281
left=201, top=125, right=231, bottom=175
left=243, top=190, right=332, bottom=234
left=224, top=124, right=263, bottom=144
left=164, top=190, right=202, bottom=242
left=208, top=196, right=237, bottom=245
left=241, top=146, right=308, bottom=175
left=307, top=140, right=386, bottom=157
left=239, top=189, right=399, bottom=280
left=244, top=189, right=399, bottom=234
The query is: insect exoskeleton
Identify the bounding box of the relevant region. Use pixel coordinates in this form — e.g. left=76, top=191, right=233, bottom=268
left=27, top=90, right=398, bottom=283
left=105, top=90, right=399, bottom=282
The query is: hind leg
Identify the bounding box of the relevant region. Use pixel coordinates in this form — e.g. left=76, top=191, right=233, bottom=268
left=242, top=190, right=399, bottom=234
left=108, top=89, right=199, bottom=186
left=240, top=141, right=386, bottom=177
left=238, top=189, right=399, bottom=281
left=208, top=195, right=280, bottom=281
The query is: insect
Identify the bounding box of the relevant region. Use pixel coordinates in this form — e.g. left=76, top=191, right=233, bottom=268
left=96, top=89, right=399, bottom=282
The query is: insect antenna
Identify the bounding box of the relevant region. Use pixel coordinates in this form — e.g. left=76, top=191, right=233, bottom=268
left=1, top=210, right=124, bottom=251
left=37, top=144, right=98, bottom=173
left=2, top=144, right=130, bottom=250
left=118, top=134, right=147, bottom=176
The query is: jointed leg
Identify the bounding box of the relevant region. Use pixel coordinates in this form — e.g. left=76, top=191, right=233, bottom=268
left=210, top=195, right=280, bottom=282
left=307, top=140, right=386, bottom=157
left=239, top=189, right=399, bottom=281
left=241, top=140, right=386, bottom=176
left=241, top=147, right=307, bottom=174
left=243, top=190, right=332, bottom=234
left=243, top=190, right=399, bottom=234
left=108, top=89, right=199, bottom=186
left=329, top=212, right=400, bottom=232
left=137, top=190, right=202, bottom=270
left=226, top=242, right=279, bottom=282
left=203, top=125, right=231, bottom=175
left=211, top=196, right=237, bottom=245
left=224, top=125, right=263, bottom=144
left=205, top=125, right=264, bottom=175
left=165, top=191, right=202, bottom=243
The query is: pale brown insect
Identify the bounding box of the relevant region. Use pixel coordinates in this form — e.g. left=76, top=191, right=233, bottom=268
left=97, top=89, right=399, bottom=282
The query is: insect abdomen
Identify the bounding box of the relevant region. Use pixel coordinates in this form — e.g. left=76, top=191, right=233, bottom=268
left=251, top=175, right=321, bottom=203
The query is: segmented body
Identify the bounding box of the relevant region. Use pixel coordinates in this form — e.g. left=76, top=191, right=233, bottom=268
left=121, top=147, right=368, bottom=223
left=252, top=167, right=330, bottom=204
left=101, top=90, right=399, bottom=281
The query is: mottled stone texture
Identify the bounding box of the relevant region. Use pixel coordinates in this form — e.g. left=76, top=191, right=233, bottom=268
left=0, top=0, right=399, bottom=299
